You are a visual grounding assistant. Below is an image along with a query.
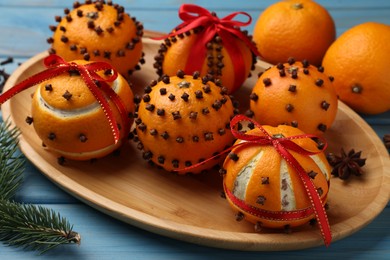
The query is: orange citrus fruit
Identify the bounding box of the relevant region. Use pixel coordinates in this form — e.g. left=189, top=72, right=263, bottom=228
left=49, top=1, right=144, bottom=78
left=30, top=60, right=135, bottom=161
left=322, top=22, right=390, bottom=114
left=135, top=71, right=237, bottom=174
left=154, top=29, right=256, bottom=94
left=253, top=0, right=335, bottom=66
left=222, top=124, right=331, bottom=228
left=248, top=58, right=338, bottom=136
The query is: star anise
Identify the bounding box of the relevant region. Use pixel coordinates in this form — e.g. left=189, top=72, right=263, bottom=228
left=383, top=134, right=390, bottom=149
left=326, top=148, right=366, bottom=180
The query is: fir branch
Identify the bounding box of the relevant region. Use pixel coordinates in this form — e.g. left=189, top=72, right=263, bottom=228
left=0, top=120, right=24, bottom=200
left=0, top=56, right=13, bottom=93
left=0, top=120, right=81, bottom=253
left=0, top=199, right=81, bottom=254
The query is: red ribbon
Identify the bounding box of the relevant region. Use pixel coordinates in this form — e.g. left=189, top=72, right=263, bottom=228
left=177, top=114, right=332, bottom=246
left=231, top=115, right=332, bottom=246
left=156, top=4, right=260, bottom=89
left=0, top=54, right=129, bottom=144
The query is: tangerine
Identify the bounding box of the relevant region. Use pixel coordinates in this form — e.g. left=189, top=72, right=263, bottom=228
left=253, top=0, right=335, bottom=66
left=247, top=58, right=338, bottom=136
left=222, top=124, right=331, bottom=228
left=322, top=22, right=390, bottom=114
left=30, top=60, right=135, bottom=161
left=135, top=72, right=237, bottom=174
left=49, top=1, right=144, bottom=78
left=154, top=28, right=256, bottom=94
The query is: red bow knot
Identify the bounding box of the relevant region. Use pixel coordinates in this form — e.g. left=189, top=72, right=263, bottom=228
left=229, top=115, right=327, bottom=156
left=0, top=54, right=129, bottom=145
left=176, top=4, right=253, bottom=32
left=156, top=4, right=260, bottom=90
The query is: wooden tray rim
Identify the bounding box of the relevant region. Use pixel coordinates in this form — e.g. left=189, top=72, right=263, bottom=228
left=1, top=39, right=389, bottom=251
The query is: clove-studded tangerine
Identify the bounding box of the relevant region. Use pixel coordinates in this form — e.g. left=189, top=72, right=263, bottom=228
left=222, top=124, right=331, bottom=229
left=248, top=59, right=338, bottom=136
left=154, top=33, right=256, bottom=94
left=135, top=71, right=237, bottom=174
left=29, top=59, right=135, bottom=161
left=48, top=0, right=144, bottom=77
left=153, top=5, right=258, bottom=94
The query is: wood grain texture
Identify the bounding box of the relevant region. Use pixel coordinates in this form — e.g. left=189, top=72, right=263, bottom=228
left=2, top=0, right=390, bottom=9
left=2, top=38, right=389, bottom=251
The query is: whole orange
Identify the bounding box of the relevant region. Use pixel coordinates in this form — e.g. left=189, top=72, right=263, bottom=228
left=248, top=59, right=338, bottom=136
left=322, top=22, right=390, bottom=114
left=253, top=0, right=335, bottom=66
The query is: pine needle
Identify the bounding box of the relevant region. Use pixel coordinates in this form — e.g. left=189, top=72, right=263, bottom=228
left=0, top=120, right=81, bottom=253
left=0, top=120, right=24, bottom=200
left=0, top=199, right=80, bottom=254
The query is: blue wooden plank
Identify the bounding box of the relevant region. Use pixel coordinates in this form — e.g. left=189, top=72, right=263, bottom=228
left=0, top=57, right=25, bottom=73
left=0, top=203, right=389, bottom=259
left=363, top=111, right=390, bottom=125
left=14, top=161, right=79, bottom=204
left=1, top=0, right=390, bottom=9
left=0, top=9, right=54, bottom=57
left=368, top=125, right=390, bottom=141
left=0, top=3, right=390, bottom=57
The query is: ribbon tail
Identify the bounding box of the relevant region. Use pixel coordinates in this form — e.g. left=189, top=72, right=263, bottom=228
left=275, top=143, right=332, bottom=247
left=220, top=25, right=260, bottom=57
left=78, top=68, right=121, bottom=145
left=220, top=11, right=252, bottom=27
left=100, top=82, right=131, bottom=140
left=218, top=29, right=247, bottom=90
left=184, top=28, right=214, bottom=74
left=173, top=143, right=234, bottom=173
left=0, top=66, right=69, bottom=105
left=283, top=134, right=328, bottom=154
left=280, top=139, right=325, bottom=156
left=85, top=65, right=128, bottom=141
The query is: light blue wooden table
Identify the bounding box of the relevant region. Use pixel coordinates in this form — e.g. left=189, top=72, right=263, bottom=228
left=0, top=1, right=389, bottom=259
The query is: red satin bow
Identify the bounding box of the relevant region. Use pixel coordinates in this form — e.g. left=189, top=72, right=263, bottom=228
left=0, top=54, right=129, bottom=144
left=157, top=4, right=260, bottom=89
left=177, top=114, right=332, bottom=247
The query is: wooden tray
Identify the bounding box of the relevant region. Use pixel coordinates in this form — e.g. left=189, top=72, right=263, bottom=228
left=2, top=38, right=389, bottom=251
